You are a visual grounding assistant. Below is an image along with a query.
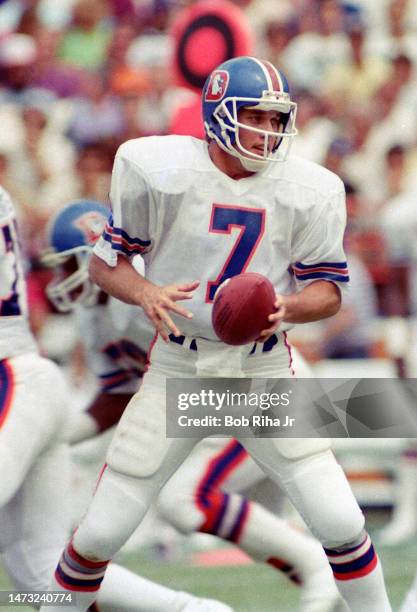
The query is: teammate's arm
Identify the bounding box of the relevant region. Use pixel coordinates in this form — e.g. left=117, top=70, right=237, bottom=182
left=89, top=254, right=199, bottom=341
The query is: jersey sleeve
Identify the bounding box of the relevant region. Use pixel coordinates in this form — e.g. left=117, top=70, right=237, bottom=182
left=290, top=184, right=349, bottom=291
left=93, top=143, right=154, bottom=267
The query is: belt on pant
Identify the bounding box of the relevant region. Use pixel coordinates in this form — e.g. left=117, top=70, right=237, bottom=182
left=168, top=333, right=279, bottom=354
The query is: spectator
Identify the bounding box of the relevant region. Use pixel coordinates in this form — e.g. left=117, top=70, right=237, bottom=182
left=318, top=252, right=380, bottom=359
left=291, top=90, right=337, bottom=163
left=38, top=144, right=112, bottom=213
left=67, top=71, right=126, bottom=147
left=59, top=0, right=112, bottom=70
left=321, top=14, right=390, bottom=111
left=282, top=0, right=350, bottom=91
left=31, top=27, right=85, bottom=98
left=0, top=33, right=47, bottom=104
left=380, top=188, right=417, bottom=315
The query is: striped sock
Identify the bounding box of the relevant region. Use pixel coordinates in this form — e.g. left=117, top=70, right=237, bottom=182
left=196, top=440, right=251, bottom=542
left=198, top=489, right=251, bottom=543
left=50, top=539, right=110, bottom=611
left=325, top=534, right=392, bottom=611
left=325, top=533, right=377, bottom=581
left=267, top=557, right=302, bottom=585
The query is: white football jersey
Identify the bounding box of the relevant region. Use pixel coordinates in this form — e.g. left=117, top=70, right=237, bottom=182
left=94, top=136, right=349, bottom=341
left=75, top=298, right=155, bottom=394
left=0, top=186, right=37, bottom=359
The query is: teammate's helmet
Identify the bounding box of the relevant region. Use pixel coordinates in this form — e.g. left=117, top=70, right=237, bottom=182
left=41, top=200, right=109, bottom=312
left=202, top=56, right=297, bottom=171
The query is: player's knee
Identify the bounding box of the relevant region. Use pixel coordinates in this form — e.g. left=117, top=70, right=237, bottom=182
left=106, top=394, right=169, bottom=479
left=326, top=529, right=369, bottom=554
left=157, top=486, right=202, bottom=534
left=317, top=505, right=365, bottom=549
left=73, top=524, right=116, bottom=562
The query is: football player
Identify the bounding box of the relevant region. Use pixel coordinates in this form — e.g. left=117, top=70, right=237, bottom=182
left=0, top=184, right=70, bottom=599
left=42, top=199, right=347, bottom=612
left=42, top=57, right=392, bottom=611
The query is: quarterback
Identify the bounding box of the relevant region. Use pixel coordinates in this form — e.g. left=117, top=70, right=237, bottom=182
left=43, top=199, right=346, bottom=612
left=43, top=57, right=392, bottom=611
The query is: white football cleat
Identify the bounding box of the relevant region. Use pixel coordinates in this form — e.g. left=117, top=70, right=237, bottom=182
left=182, top=597, right=234, bottom=611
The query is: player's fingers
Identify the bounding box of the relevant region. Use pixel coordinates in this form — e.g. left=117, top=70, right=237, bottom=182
left=274, top=295, right=285, bottom=309
left=147, top=311, right=170, bottom=342
left=155, top=305, right=182, bottom=338
left=168, top=283, right=199, bottom=301
left=175, top=280, right=200, bottom=292
left=164, top=298, right=194, bottom=319
left=169, top=290, right=196, bottom=301
left=268, top=306, right=285, bottom=322
left=257, top=315, right=283, bottom=340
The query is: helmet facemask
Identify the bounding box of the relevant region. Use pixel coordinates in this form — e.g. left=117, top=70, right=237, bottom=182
left=41, top=246, right=99, bottom=312
left=206, top=92, right=297, bottom=172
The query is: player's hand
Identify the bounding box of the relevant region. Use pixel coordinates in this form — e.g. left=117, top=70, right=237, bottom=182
left=139, top=280, right=200, bottom=342
left=255, top=294, right=286, bottom=342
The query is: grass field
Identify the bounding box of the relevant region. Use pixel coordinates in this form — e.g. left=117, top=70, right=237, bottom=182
left=0, top=512, right=416, bottom=612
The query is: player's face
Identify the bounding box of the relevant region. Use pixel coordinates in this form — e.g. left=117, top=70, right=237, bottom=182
left=237, top=108, right=282, bottom=156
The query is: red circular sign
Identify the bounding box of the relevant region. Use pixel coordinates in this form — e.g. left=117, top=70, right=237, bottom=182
left=171, top=0, right=253, bottom=93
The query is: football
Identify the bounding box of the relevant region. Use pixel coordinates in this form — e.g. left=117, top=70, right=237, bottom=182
left=212, top=272, right=276, bottom=345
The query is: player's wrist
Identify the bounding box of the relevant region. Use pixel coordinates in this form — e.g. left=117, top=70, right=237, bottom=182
left=280, top=293, right=297, bottom=322
left=133, top=278, right=161, bottom=308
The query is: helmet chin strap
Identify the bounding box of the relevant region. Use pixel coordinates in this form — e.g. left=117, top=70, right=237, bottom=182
left=239, top=156, right=269, bottom=172
left=228, top=140, right=270, bottom=173
left=206, top=123, right=271, bottom=174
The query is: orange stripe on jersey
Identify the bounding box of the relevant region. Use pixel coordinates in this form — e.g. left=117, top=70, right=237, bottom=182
left=0, top=360, right=14, bottom=428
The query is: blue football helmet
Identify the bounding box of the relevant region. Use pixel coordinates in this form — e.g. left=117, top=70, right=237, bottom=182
left=41, top=200, right=109, bottom=312
left=202, top=56, right=297, bottom=171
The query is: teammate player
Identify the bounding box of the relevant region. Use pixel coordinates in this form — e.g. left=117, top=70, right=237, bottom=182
left=43, top=57, right=392, bottom=611
left=43, top=199, right=347, bottom=612
left=0, top=184, right=71, bottom=599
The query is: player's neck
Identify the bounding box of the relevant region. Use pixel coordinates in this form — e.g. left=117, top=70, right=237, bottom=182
left=208, top=141, right=255, bottom=180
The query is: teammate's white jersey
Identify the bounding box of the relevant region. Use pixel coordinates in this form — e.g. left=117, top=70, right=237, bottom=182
left=0, top=186, right=37, bottom=360
left=94, top=136, right=349, bottom=341
left=75, top=298, right=155, bottom=393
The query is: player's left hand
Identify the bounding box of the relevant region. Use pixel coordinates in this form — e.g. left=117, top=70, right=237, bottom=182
left=255, top=295, right=286, bottom=342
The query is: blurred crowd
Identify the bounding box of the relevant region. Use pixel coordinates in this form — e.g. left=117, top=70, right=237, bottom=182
left=2, top=0, right=417, bottom=363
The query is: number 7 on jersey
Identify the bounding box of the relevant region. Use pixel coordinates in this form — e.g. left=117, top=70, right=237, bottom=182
left=206, top=204, right=266, bottom=302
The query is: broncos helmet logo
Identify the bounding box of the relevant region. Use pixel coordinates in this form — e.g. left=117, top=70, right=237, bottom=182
left=205, top=70, right=229, bottom=102
left=74, top=211, right=106, bottom=246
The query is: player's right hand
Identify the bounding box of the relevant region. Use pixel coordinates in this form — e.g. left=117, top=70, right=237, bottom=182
left=139, top=280, right=200, bottom=341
